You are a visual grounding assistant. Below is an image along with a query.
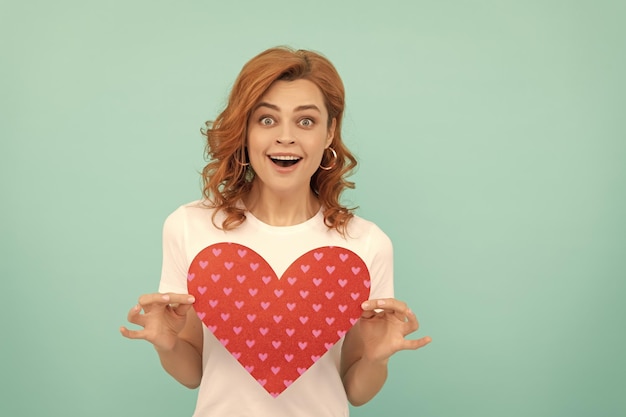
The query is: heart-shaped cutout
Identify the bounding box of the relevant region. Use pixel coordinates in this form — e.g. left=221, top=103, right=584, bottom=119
left=188, top=242, right=370, bottom=397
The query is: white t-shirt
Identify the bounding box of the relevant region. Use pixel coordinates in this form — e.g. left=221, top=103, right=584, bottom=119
left=159, top=200, right=394, bottom=417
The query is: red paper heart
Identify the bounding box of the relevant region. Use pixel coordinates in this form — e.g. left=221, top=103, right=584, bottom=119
left=187, top=243, right=371, bottom=397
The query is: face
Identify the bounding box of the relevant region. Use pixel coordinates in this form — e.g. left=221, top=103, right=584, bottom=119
left=246, top=79, right=336, bottom=196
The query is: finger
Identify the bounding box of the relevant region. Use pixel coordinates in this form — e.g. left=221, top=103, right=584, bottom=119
left=138, top=293, right=195, bottom=308
left=171, top=302, right=193, bottom=317
left=176, top=304, right=193, bottom=316
left=361, top=299, right=412, bottom=325
left=360, top=309, right=378, bottom=319
left=360, top=308, right=408, bottom=324
left=402, top=335, right=432, bottom=351
left=127, top=304, right=146, bottom=326
left=164, top=293, right=196, bottom=305
left=120, top=325, right=147, bottom=340
left=361, top=298, right=408, bottom=313
left=402, top=309, right=420, bottom=335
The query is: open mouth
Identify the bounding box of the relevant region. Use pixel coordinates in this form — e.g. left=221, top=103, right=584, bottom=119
left=269, top=155, right=301, bottom=168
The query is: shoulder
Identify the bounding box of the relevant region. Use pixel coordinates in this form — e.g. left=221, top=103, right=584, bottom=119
left=336, top=213, right=394, bottom=263
left=162, top=200, right=225, bottom=236
left=164, top=200, right=217, bottom=225
left=345, top=214, right=392, bottom=247
left=168, top=199, right=215, bottom=215
left=343, top=213, right=394, bottom=297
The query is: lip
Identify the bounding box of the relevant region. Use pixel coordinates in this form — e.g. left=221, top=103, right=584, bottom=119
left=267, top=152, right=302, bottom=158
left=267, top=153, right=302, bottom=173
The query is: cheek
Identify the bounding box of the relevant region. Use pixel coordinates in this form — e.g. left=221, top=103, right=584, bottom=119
left=246, top=127, right=263, bottom=150
left=245, top=129, right=271, bottom=166
left=305, top=145, right=326, bottom=169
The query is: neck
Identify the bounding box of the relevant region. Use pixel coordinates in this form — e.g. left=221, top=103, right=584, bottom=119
left=243, top=185, right=320, bottom=226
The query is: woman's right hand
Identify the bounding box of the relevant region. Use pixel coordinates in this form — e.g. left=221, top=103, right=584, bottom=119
left=120, top=293, right=196, bottom=352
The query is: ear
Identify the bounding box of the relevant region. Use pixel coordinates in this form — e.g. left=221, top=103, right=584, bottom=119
left=325, top=118, right=336, bottom=148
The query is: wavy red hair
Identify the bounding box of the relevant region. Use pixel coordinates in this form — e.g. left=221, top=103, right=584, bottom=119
left=201, top=46, right=357, bottom=234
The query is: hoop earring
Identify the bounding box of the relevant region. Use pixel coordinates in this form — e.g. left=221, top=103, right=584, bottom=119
left=319, top=147, right=337, bottom=171
left=235, top=148, right=250, bottom=167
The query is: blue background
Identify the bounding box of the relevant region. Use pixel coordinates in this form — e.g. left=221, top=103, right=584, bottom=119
left=2, top=1, right=625, bottom=416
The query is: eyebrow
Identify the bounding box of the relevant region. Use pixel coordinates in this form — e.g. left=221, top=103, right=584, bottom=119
left=254, top=102, right=322, bottom=113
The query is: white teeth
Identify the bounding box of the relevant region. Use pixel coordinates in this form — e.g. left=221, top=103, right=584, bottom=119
left=270, top=155, right=300, bottom=161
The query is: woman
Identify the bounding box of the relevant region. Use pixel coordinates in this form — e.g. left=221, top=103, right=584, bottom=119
left=120, top=46, right=431, bottom=416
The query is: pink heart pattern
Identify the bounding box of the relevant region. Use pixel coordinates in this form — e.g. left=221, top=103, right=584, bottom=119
left=187, top=243, right=371, bottom=397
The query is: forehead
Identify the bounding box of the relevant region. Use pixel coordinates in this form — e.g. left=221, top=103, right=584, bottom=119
left=257, top=79, right=327, bottom=112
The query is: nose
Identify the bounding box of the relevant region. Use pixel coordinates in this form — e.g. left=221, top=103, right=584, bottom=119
left=276, top=125, right=296, bottom=144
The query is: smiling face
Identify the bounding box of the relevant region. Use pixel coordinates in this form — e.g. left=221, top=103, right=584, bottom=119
left=246, top=79, right=336, bottom=198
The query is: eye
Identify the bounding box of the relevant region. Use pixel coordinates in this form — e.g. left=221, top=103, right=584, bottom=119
left=299, top=118, right=314, bottom=127
left=260, top=116, right=275, bottom=126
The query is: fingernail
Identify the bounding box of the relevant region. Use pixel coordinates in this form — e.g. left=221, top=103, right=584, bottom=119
left=377, top=300, right=386, bottom=306
left=361, top=301, right=369, bottom=309
left=188, top=296, right=195, bottom=303
left=162, top=294, right=170, bottom=301
left=134, top=304, right=141, bottom=311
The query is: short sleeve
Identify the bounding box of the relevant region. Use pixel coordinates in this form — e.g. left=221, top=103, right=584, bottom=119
left=158, top=207, right=189, bottom=294
left=366, top=224, right=394, bottom=300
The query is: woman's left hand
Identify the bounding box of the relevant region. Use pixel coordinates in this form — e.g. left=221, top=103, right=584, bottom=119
left=358, top=298, right=431, bottom=363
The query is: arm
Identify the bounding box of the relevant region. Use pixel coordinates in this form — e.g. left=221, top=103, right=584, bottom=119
left=121, top=292, right=204, bottom=389
left=340, top=298, right=431, bottom=406
left=340, top=316, right=388, bottom=406
left=153, top=300, right=204, bottom=389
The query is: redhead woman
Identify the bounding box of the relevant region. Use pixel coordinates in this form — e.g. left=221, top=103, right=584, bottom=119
left=120, top=46, right=431, bottom=417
